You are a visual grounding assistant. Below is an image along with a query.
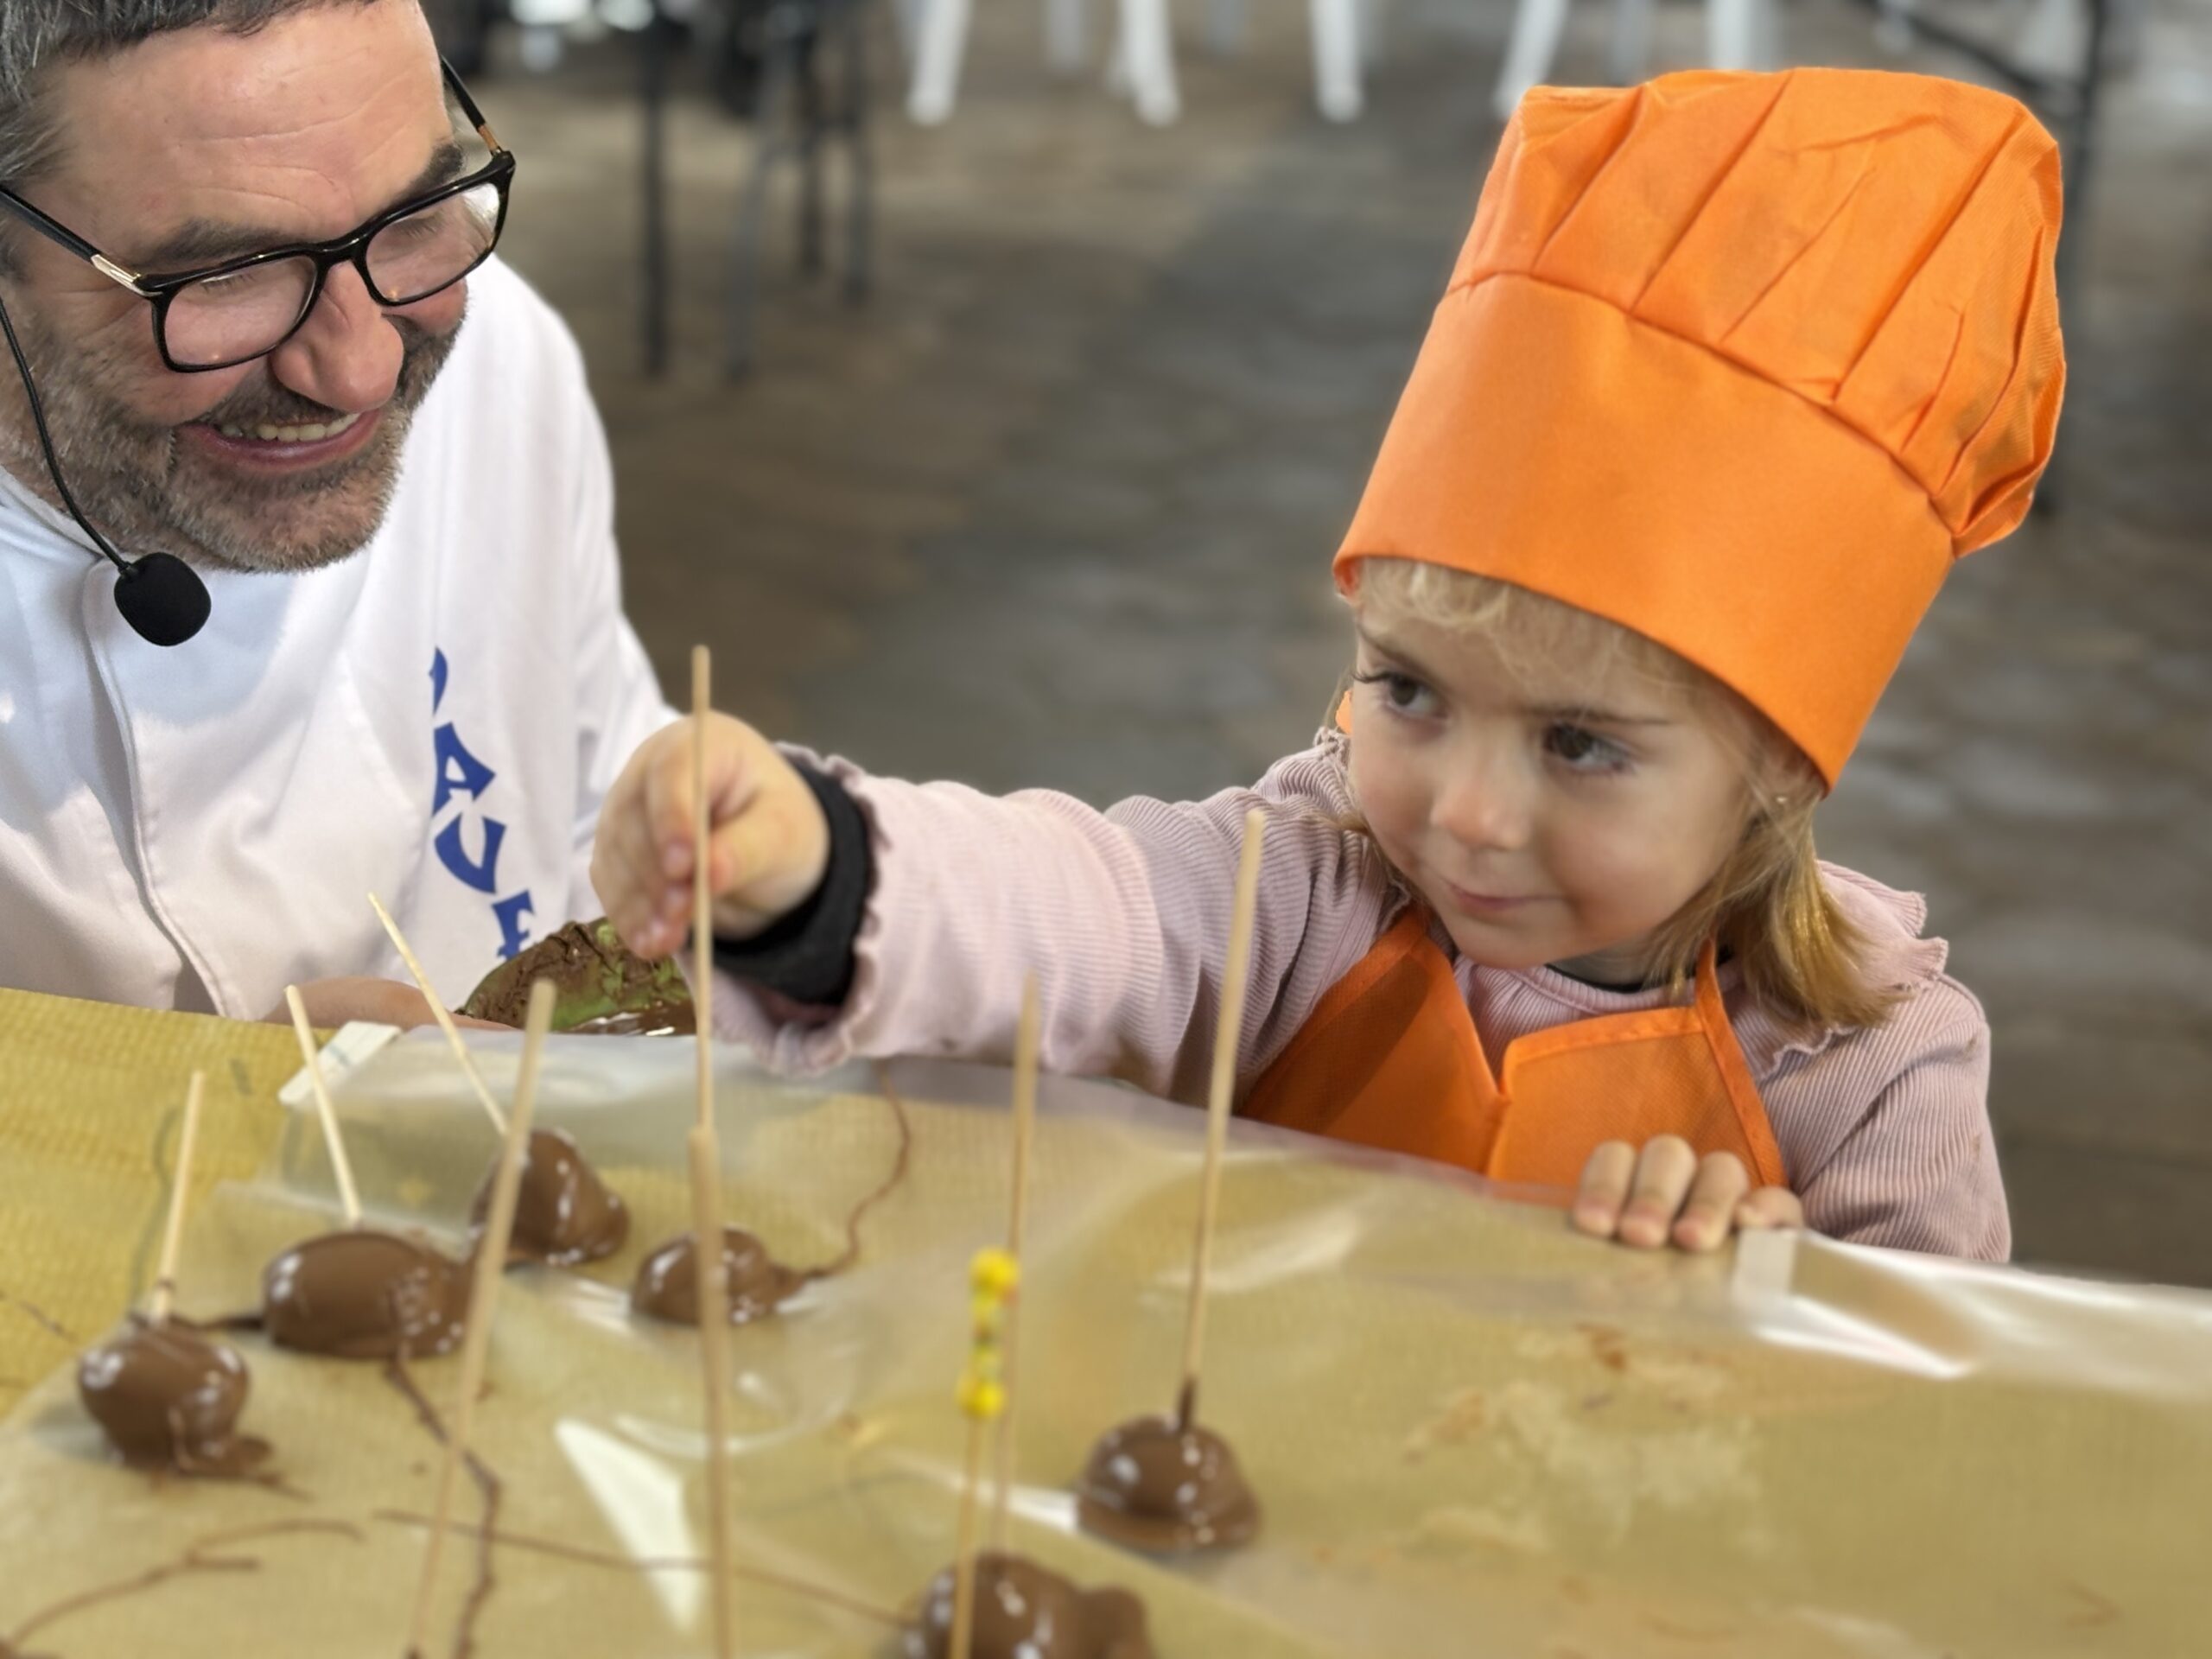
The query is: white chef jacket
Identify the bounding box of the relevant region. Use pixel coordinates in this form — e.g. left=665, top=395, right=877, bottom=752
left=0, top=257, right=676, bottom=1018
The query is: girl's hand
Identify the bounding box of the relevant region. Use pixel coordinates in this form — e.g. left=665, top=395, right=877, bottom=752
left=593, top=714, right=831, bottom=960
left=1569, top=1137, right=1804, bottom=1252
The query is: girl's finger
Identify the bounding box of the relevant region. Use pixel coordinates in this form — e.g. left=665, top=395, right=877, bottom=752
left=642, top=738, right=696, bottom=880
left=1571, top=1141, right=1638, bottom=1237
left=1618, top=1135, right=1698, bottom=1249
left=600, top=805, right=671, bottom=952
left=1735, top=1186, right=1807, bottom=1231
left=1671, top=1153, right=1751, bottom=1252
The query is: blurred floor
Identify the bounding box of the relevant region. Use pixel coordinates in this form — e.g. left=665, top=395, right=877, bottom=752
left=487, top=0, right=2212, bottom=1284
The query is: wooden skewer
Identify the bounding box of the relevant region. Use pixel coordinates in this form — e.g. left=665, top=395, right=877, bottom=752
left=689, top=1127, right=737, bottom=1659
left=688, top=644, right=738, bottom=1659
left=369, top=891, right=508, bottom=1136
left=146, top=1071, right=207, bottom=1325
left=1176, top=808, right=1267, bottom=1430
left=988, top=975, right=1040, bottom=1555
left=949, top=1412, right=990, bottom=1659
left=692, top=643, right=716, bottom=1138
left=402, top=977, right=553, bottom=1659
left=949, top=1249, right=1017, bottom=1659
left=285, top=986, right=364, bottom=1230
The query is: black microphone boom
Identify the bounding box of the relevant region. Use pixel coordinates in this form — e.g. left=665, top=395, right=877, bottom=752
left=0, top=290, right=211, bottom=646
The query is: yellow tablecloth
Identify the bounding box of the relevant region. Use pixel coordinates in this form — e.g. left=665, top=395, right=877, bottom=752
left=4, top=993, right=2211, bottom=1657
left=0, top=990, right=302, bottom=1410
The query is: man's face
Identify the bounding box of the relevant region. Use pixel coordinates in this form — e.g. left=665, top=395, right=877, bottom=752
left=1, top=1, right=471, bottom=573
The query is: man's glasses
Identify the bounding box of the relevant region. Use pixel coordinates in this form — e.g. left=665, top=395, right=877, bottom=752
left=0, top=60, right=514, bottom=374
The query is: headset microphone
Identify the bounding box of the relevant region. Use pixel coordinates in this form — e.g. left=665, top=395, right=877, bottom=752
left=0, top=291, right=211, bottom=647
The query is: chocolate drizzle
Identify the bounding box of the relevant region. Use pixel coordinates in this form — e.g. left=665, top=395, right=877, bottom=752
left=1074, top=1414, right=1260, bottom=1554
left=75, top=1319, right=270, bottom=1478
left=259, top=1231, right=471, bottom=1360
left=470, top=1128, right=630, bottom=1267
left=0, top=1285, right=75, bottom=1347
left=370, top=1508, right=906, bottom=1628
left=1, top=1519, right=362, bottom=1656
left=904, top=1553, right=1154, bottom=1659
left=379, top=1355, right=502, bottom=1659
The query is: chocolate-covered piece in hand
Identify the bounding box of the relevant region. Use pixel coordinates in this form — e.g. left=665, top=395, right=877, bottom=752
left=462, top=918, right=693, bottom=1035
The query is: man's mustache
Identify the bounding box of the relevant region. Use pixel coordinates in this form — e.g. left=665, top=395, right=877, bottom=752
left=191, top=321, right=443, bottom=430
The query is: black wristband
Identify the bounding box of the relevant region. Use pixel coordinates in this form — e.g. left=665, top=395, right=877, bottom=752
left=709, top=760, right=870, bottom=1007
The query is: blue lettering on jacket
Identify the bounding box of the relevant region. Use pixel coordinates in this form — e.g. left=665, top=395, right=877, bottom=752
left=430, top=650, right=535, bottom=958
left=433, top=724, right=495, bottom=816
left=492, top=893, right=537, bottom=960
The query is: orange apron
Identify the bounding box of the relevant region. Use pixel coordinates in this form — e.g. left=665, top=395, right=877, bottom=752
left=1243, top=910, right=1788, bottom=1190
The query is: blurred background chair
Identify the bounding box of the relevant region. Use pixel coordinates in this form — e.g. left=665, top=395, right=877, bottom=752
left=907, top=0, right=1370, bottom=127
left=451, top=0, right=877, bottom=376
left=1494, top=0, right=1781, bottom=119
left=908, top=0, right=1184, bottom=123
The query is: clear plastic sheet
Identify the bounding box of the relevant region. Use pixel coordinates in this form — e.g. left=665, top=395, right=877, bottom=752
left=3, top=1032, right=2210, bottom=1657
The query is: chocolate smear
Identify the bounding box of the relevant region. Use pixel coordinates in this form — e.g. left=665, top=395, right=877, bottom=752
left=461, top=918, right=693, bottom=1036
left=260, top=1230, right=470, bottom=1360
left=469, top=1128, right=629, bottom=1267
left=630, top=1227, right=806, bottom=1326
left=76, top=1319, right=269, bottom=1478
left=1074, top=1414, right=1261, bottom=1554
left=904, top=1552, right=1154, bottom=1659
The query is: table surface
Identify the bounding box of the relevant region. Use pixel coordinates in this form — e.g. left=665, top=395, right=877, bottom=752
left=3, top=991, right=2210, bottom=1658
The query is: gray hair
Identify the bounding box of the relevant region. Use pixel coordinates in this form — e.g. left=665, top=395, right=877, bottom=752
left=1, top=2, right=380, bottom=188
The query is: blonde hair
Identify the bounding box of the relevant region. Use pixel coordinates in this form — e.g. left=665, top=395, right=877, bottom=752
left=1349, top=560, right=1898, bottom=1033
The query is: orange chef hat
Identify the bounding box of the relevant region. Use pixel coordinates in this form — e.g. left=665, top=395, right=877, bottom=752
left=1336, top=68, right=2065, bottom=785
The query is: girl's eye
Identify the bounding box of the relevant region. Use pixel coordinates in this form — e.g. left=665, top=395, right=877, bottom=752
left=1355, top=670, right=1438, bottom=716
left=1545, top=722, right=1631, bottom=772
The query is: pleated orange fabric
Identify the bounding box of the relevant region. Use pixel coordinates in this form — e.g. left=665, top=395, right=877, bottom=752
left=1334, top=68, right=2066, bottom=785
left=1243, top=911, right=1788, bottom=1191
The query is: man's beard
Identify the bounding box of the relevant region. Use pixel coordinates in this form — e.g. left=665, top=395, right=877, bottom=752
left=0, top=302, right=462, bottom=575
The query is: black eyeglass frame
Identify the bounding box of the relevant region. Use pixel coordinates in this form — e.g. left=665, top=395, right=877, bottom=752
left=0, top=58, right=514, bottom=374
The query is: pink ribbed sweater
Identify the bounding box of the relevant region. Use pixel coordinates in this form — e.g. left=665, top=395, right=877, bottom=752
left=714, top=733, right=2009, bottom=1262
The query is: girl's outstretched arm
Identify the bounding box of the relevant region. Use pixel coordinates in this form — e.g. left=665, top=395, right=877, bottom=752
left=596, top=715, right=1403, bottom=1103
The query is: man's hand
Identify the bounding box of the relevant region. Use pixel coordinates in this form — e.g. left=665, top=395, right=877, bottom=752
left=1570, top=1136, right=1804, bottom=1252
left=593, top=714, right=832, bottom=960
left=264, top=978, right=505, bottom=1032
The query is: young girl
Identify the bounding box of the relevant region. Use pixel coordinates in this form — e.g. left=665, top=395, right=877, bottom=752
left=594, top=67, right=2062, bottom=1261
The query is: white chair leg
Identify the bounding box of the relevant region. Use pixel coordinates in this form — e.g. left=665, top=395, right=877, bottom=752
left=1046, top=0, right=1089, bottom=73
left=887, top=0, right=927, bottom=63
left=1116, top=0, right=1181, bottom=124
left=908, top=0, right=974, bottom=122
left=2018, top=0, right=2082, bottom=77
left=1493, top=0, right=1571, bottom=121
left=1608, top=0, right=1655, bottom=81
left=1104, top=13, right=1132, bottom=96
left=1873, top=0, right=1914, bottom=53
left=1754, top=0, right=1783, bottom=66
left=1357, top=0, right=1388, bottom=67
left=1707, top=0, right=1758, bottom=68
left=1206, top=0, right=1243, bottom=56
left=1312, top=0, right=1363, bottom=120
